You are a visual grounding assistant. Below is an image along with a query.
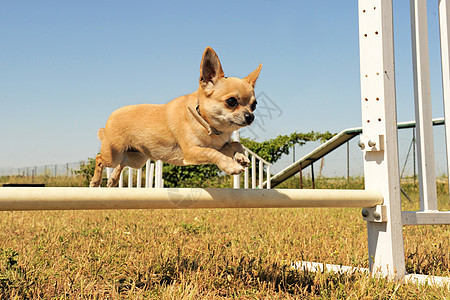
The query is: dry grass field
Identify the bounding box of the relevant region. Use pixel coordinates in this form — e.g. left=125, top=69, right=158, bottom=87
left=0, top=175, right=449, bottom=299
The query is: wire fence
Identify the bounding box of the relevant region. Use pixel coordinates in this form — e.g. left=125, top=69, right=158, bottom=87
left=0, top=161, right=85, bottom=177
left=1, top=125, right=448, bottom=179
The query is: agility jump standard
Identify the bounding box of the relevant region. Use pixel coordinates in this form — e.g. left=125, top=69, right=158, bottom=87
left=0, top=188, right=382, bottom=211
left=1, top=0, right=450, bottom=286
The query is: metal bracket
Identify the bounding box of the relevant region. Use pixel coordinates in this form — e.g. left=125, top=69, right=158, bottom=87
left=358, top=134, right=384, bottom=152
left=362, top=205, right=387, bottom=223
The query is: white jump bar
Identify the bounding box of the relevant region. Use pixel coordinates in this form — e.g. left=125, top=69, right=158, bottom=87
left=0, top=188, right=383, bottom=211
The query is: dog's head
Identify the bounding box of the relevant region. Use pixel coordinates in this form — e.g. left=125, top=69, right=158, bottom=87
left=197, top=47, right=262, bottom=133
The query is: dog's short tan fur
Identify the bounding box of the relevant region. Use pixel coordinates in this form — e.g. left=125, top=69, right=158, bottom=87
left=90, top=47, right=261, bottom=187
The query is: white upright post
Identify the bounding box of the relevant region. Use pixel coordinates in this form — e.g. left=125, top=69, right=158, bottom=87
left=258, top=159, right=263, bottom=189
left=244, top=151, right=249, bottom=189
left=251, top=156, right=256, bottom=189
left=137, top=168, right=142, bottom=188
left=145, top=160, right=151, bottom=188
left=119, top=170, right=124, bottom=188
left=155, top=161, right=161, bottom=188
left=232, top=131, right=241, bottom=189
left=148, top=163, right=155, bottom=188
left=358, top=0, right=405, bottom=279
left=155, top=160, right=163, bottom=188
left=410, top=0, right=438, bottom=211
left=439, top=0, right=450, bottom=203
left=128, top=167, right=133, bottom=188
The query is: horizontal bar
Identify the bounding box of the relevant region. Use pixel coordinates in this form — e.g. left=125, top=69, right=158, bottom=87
left=402, top=211, right=450, bottom=225
left=0, top=188, right=383, bottom=211
left=292, top=261, right=449, bottom=286
left=291, top=261, right=369, bottom=274
left=404, top=273, right=450, bottom=287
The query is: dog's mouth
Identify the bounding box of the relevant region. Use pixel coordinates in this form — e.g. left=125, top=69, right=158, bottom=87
left=230, top=121, right=249, bottom=127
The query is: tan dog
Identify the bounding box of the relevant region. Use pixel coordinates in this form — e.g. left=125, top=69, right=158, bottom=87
left=90, top=47, right=262, bottom=187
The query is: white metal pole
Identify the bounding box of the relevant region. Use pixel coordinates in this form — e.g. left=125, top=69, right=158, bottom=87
left=251, top=156, right=256, bottom=189
left=145, top=160, right=150, bottom=188
left=119, top=169, right=124, bottom=188
left=358, top=0, right=405, bottom=279
left=233, top=175, right=240, bottom=189
left=137, top=168, right=142, bottom=188
left=156, top=160, right=163, bottom=188
left=159, top=161, right=164, bottom=188
left=149, top=163, right=155, bottom=188
left=155, top=161, right=160, bottom=188
left=410, top=0, right=438, bottom=211
left=267, top=164, right=271, bottom=189
left=439, top=0, right=450, bottom=203
left=157, top=161, right=161, bottom=188
left=258, top=159, right=263, bottom=189
left=232, top=131, right=241, bottom=189
left=0, top=187, right=383, bottom=211
left=128, top=167, right=133, bottom=188
left=244, top=151, right=249, bottom=189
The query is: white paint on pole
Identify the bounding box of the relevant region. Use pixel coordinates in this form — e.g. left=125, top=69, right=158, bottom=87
left=0, top=187, right=383, bottom=211
left=232, top=130, right=241, bottom=189
left=401, top=211, right=450, bottom=225
left=145, top=160, right=151, bottom=188
left=156, top=160, right=163, bottom=188
left=148, top=163, right=155, bottom=188
left=438, top=0, right=450, bottom=204
left=258, top=159, right=263, bottom=189
left=128, top=167, right=133, bottom=188
left=155, top=161, right=161, bottom=188
left=251, top=156, right=256, bottom=189
left=410, top=0, right=438, bottom=211
left=137, top=168, right=142, bottom=188
left=233, top=175, right=240, bottom=189
left=292, top=261, right=449, bottom=287
left=119, top=169, right=123, bottom=188
left=358, top=0, right=405, bottom=279
left=244, top=151, right=249, bottom=189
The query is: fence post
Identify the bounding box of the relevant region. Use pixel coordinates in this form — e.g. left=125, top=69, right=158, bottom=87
left=358, top=0, right=405, bottom=279
left=411, top=0, right=438, bottom=211
left=137, top=168, right=142, bottom=188
left=232, top=131, right=241, bottom=189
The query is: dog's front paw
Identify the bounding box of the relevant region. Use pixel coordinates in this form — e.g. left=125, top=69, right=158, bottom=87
left=234, top=152, right=250, bottom=167
left=220, top=161, right=245, bottom=175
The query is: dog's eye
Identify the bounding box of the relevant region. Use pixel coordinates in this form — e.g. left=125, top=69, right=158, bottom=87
left=226, top=97, right=238, bottom=107
left=251, top=100, right=257, bottom=111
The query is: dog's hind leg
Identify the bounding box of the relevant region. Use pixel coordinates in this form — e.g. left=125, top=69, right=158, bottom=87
left=107, top=164, right=124, bottom=187
left=90, top=137, right=125, bottom=187
left=90, top=154, right=105, bottom=187
left=106, top=152, right=147, bottom=187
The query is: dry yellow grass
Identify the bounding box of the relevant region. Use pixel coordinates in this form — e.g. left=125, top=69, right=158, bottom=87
left=0, top=176, right=449, bottom=298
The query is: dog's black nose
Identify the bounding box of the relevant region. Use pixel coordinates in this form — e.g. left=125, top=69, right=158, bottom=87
left=244, top=112, right=255, bottom=125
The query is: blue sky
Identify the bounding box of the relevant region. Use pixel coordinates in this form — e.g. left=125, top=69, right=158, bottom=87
left=0, top=1, right=447, bottom=175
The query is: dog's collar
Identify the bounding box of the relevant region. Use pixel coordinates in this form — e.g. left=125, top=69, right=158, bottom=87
left=188, top=100, right=223, bottom=136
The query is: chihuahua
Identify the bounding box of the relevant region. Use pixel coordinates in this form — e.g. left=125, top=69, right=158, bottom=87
left=90, top=47, right=262, bottom=187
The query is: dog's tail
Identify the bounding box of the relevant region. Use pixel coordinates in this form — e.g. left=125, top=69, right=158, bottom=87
left=97, top=128, right=105, bottom=141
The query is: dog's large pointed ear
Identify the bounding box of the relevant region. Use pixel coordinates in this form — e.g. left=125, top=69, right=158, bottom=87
left=244, top=64, right=262, bottom=87
left=200, top=47, right=225, bottom=88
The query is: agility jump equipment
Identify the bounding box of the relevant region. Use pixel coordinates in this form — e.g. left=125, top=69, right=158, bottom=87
left=1, top=0, right=450, bottom=286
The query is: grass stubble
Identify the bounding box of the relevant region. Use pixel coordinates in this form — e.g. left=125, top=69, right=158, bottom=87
left=0, top=175, right=449, bottom=299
